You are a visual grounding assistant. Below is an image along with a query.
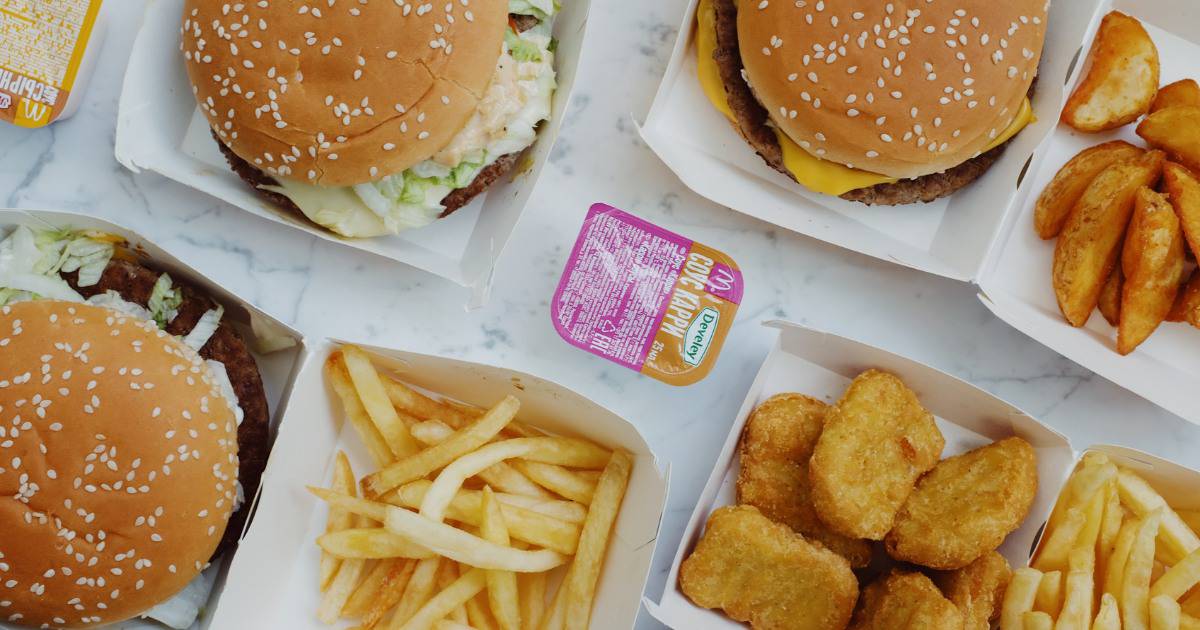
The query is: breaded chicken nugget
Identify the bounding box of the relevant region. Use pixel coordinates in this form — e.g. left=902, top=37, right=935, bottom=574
left=886, top=437, right=1038, bottom=570
left=737, top=393, right=873, bottom=567
left=809, top=370, right=945, bottom=540
left=679, top=505, right=858, bottom=630
left=851, top=571, right=964, bottom=630
left=933, top=551, right=1013, bottom=630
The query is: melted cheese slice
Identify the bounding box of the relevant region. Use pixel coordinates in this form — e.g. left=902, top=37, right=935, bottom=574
left=695, top=0, right=1034, bottom=196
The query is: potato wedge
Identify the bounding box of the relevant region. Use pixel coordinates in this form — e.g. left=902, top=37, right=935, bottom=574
left=1152, top=79, right=1200, bottom=114
left=1119, top=187, right=1186, bottom=354
left=1168, top=269, right=1200, bottom=327
left=1099, top=267, right=1124, bottom=326
left=1062, top=11, right=1160, bottom=132
left=1163, top=162, right=1200, bottom=259
left=1138, top=107, right=1200, bottom=174
left=1053, top=151, right=1166, bottom=326
left=1036, top=141, right=1144, bottom=239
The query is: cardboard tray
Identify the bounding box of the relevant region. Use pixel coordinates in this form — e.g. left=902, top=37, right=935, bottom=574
left=643, top=320, right=1200, bottom=628
left=114, top=0, right=593, bottom=306
left=0, top=209, right=308, bottom=630
left=208, top=341, right=671, bottom=629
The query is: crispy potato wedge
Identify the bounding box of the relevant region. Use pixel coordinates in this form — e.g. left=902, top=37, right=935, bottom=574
left=1062, top=12, right=1160, bottom=132
left=1163, top=162, right=1200, bottom=259
left=1053, top=151, right=1166, bottom=326
left=1152, top=79, right=1200, bottom=114
left=1138, top=107, right=1200, bottom=174
left=1099, top=266, right=1124, bottom=326
left=1118, top=187, right=1186, bottom=354
left=1035, top=141, right=1144, bottom=239
left=1168, top=269, right=1200, bottom=327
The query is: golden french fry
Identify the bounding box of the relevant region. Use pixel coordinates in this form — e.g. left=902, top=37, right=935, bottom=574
left=318, top=528, right=436, bottom=560
left=364, top=396, right=520, bottom=497
left=1095, top=592, right=1122, bottom=630
left=1139, top=107, right=1200, bottom=174
left=1058, top=548, right=1097, bottom=630
left=383, top=378, right=478, bottom=429
left=437, top=562, right=469, bottom=625
left=434, top=621, right=478, bottom=630
left=465, top=591, right=499, bottom=630
left=1054, top=151, right=1166, bottom=327
left=384, top=507, right=567, bottom=572
left=1108, top=516, right=1142, bottom=598
left=481, top=487, right=521, bottom=630
left=1062, top=11, right=1160, bottom=132
left=322, top=451, right=358, bottom=591
left=1099, top=267, right=1124, bottom=326
left=538, top=580, right=566, bottom=630
left=1002, top=568, right=1044, bottom=630
left=321, top=558, right=368, bottom=624
left=510, top=461, right=597, bottom=505
left=343, top=345, right=420, bottom=459
left=1077, top=488, right=1108, bottom=569
left=1152, top=594, right=1183, bottom=630
left=1152, top=79, right=1200, bottom=114
left=1124, top=510, right=1166, bottom=630
left=1036, top=141, right=1145, bottom=238
left=1034, top=507, right=1088, bottom=572
left=389, top=558, right=442, bottom=630
left=1153, top=547, right=1200, bottom=601
left=1168, top=270, right=1200, bottom=328
left=310, top=487, right=391, bottom=522
left=562, top=450, right=633, bottom=630
left=518, top=572, right=547, bottom=630
left=1181, top=510, right=1200, bottom=536
left=1034, top=570, right=1063, bottom=617
left=361, top=559, right=417, bottom=629
left=1183, top=612, right=1200, bottom=630
left=1163, top=162, right=1200, bottom=262
left=343, top=559, right=393, bottom=618
left=409, top=421, right=555, bottom=500
left=486, top=493, right=587, bottom=525
left=399, top=568, right=488, bottom=630
left=328, top=353, right=394, bottom=467
left=1119, top=187, right=1187, bottom=354
left=1118, top=470, right=1200, bottom=565
left=1023, top=611, right=1053, bottom=630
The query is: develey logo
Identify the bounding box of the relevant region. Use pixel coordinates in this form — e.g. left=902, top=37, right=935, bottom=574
left=683, top=307, right=719, bottom=366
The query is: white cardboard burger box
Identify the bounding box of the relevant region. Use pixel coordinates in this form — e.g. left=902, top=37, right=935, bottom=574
left=976, top=0, right=1200, bottom=427
left=0, top=208, right=308, bottom=630
left=642, top=320, right=1200, bottom=629
left=114, top=0, right=592, bottom=307
left=207, top=341, right=671, bottom=629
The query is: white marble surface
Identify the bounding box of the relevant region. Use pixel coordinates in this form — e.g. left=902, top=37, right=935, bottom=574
left=2, top=1, right=1198, bottom=628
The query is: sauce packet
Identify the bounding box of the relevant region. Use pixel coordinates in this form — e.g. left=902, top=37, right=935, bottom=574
left=552, top=203, right=743, bottom=386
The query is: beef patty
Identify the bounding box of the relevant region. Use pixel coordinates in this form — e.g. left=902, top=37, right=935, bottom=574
left=67, top=258, right=271, bottom=559
left=710, top=0, right=1015, bottom=205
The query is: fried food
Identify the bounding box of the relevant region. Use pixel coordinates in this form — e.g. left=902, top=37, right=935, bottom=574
left=1138, top=107, right=1200, bottom=174
left=1151, top=79, right=1200, bottom=114
left=1100, top=267, right=1124, bottom=326
left=1163, top=162, right=1200, bottom=260
left=934, top=551, right=1014, bottom=630
left=886, top=437, right=1038, bottom=570
left=679, top=505, right=858, bottom=630
left=850, top=571, right=964, bottom=630
left=809, top=370, right=945, bottom=540
left=1053, top=150, right=1166, bottom=326
left=1061, top=11, right=1160, bottom=132
left=1168, top=270, right=1200, bottom=327
left=736, top=394, right=872, bottom=567
left=1035, top=141, right=1144, bottom=239
left=1118, top=187, right=1186, bottom=354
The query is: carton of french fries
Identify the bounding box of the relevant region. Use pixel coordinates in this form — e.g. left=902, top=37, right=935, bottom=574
left=206, top=342, right=668, bottom=630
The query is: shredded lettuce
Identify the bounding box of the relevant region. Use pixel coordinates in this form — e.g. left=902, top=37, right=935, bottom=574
left=506, top=28, right=543, bottom=62
left=206, top=359, right=245, bottom=426
left=509, top=0, right=559, bottom=20
left=0, top=226, right=89, bottom=305
left=148, top=273, right=183, bottom=327
left=183, top=305, right=224, bottom=351
left=85, top=290, right=153, bottom=320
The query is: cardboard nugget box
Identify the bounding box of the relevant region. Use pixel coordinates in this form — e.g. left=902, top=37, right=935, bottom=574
left=115, top=0, right=593, bottom=305
left=0, top=208, right=307, bottom=630
left=644, top=321, right=1200, bottom=628
left=209, top=342, right=670, bottom=629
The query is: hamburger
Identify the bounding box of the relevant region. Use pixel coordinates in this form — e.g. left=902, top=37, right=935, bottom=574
left=180, top=0, right=561, bottom=237
left=695, top=0, right=1047, bottom=204
left=0, top=225, right=271, bottom=628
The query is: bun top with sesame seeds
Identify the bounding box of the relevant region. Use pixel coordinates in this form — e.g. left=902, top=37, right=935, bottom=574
left=738, top=0, right=1047, bottom=179
left=0, top=300, right=239, bottom=629
left=181, top=0, right=508, bottom=187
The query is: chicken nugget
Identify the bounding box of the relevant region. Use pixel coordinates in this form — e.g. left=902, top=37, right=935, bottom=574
left=737, top=393, right=873, bottom=567
left=851, top=571, right=964, bottom=630
left=679, top=505, right=858, bottom=630
left=809, top=370, right=945, bottom=540
left=886, top=437, right=1038, bottom=570
left=933, top=551, right=1013, bottom=630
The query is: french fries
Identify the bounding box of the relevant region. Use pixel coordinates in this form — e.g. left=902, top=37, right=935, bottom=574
left=1163, top=162, right=1200, bottom=261
left=1095, top=593, right=1122, bottom=630
left=1036, top=141, right=1145, bottom=239
left=313, top=347, right=632, bottom=629
left=1152, top=594, right=1183, bottom=630
left=1062, top=11, right=1160, bottom=132
left=1152, top=79, right=1200, bottom=114
left=1099, top=268, right=1124, bottom=326
left=1002, top=567, right=1043, bottom=630
left=1053, top=150, right=1166, bottom=327
left=1118, top=187, right=1186, bottom=354
left=1139, top=107, right=1200, bottom=174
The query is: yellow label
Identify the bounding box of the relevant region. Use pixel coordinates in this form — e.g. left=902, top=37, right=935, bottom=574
left=0, top=0, right=103, bottom=128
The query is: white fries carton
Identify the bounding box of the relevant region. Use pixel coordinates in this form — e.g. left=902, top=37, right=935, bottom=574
left=0, top=209, right=308, bottom=630
left=209, top=341, right=670, bottom=629
left=114, top=0, right=593, bottom=306
left=978, top=0, right=1200, bottom=427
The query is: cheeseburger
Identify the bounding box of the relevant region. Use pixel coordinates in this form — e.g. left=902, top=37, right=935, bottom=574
left=181, top=0, right=561, bottom=237
left=0, top=226, right=270, bottom=628
left=696, top=0, right=1047, bottom=204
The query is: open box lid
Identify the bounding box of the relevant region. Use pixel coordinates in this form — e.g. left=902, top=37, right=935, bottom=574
left=114, top=0, right=593, bottom=307
left=0, top=208, right=310, bottom=630
left=977, top=0, right=1200, bottom=427
left=209, top=340, right=670, bottom=629
left=639, top=0, right=1105, bottom=282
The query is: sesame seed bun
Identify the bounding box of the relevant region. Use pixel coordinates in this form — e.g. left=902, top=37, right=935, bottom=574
left=180, top=0, right=508, bottom=187
left=0, top=300, right=240, bottom=628
left=737, top=0, right=1047, bottom=179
